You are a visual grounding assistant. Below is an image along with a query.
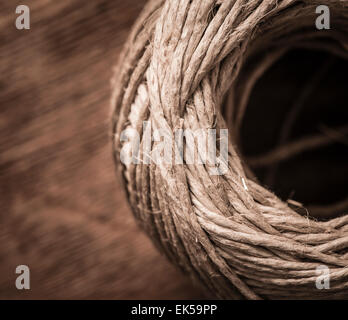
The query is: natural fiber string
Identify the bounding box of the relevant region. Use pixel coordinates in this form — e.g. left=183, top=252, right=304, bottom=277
left=111, top=0, right=348, bottom=299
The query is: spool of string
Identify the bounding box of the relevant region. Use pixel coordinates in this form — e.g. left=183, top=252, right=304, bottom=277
left=111, top=0, right=348, bottom=299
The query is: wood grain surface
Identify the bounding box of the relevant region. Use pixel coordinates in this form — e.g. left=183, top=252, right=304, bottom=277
left=0, top=0, right=205, bottom=299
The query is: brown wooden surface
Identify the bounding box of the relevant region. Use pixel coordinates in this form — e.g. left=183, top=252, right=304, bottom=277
left=0, top=0, right=205, bottom=299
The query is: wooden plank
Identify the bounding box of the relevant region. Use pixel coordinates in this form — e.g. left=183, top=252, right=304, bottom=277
left=0, top=0, right=204, bottom=299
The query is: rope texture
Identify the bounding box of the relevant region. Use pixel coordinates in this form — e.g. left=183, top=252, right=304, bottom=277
left=111, top=0, right=348, bottom=299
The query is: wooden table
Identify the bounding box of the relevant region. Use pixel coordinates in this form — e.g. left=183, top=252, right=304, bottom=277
left=0, top=0, right=205, bottom=299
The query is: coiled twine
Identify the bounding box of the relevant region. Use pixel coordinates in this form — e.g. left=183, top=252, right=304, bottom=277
left=111, top=0, right=348, bottom=299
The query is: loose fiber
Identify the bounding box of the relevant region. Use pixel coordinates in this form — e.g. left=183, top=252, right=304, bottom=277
left=111, top=0, right=348, bottom=299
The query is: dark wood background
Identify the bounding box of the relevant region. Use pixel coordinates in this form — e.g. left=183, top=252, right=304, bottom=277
left=0, top=0, right=204, bottom=299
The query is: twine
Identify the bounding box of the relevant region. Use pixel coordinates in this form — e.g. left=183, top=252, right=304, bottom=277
left=111, top=0, right=348, bottom=299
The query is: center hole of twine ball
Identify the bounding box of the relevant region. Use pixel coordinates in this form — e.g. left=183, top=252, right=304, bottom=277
left=234, top=49, right=348, bottom=220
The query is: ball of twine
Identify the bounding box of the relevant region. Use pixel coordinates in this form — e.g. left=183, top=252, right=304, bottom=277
left=111, top=0, right=348, bottom=299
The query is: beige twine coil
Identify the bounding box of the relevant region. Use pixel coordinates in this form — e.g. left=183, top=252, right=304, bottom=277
left=111, top=0, right=348, bottom=299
